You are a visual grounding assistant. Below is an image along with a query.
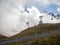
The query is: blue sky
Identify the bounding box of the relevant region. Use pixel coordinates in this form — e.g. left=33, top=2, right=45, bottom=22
left=24, top=1, right=60, bottom=14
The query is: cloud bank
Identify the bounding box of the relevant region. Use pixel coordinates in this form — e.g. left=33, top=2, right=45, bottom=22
left=0, top=0, right=60, bottom=37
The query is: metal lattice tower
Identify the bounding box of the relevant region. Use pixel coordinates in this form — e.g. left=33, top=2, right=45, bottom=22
left=39, top=16, right=43, bottom=24
left=26, top=22, right=29, bottom=28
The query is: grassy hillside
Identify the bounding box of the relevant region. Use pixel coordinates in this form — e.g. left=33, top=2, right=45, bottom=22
left=2, top=33, right=60, bottom=45
left=0, top=36, right=7, bottom=40
left=11, top=23, right=60, bottom=38
left=0, top=23, right=60, bottom=45
left=0, top=23, right=60, bottom=40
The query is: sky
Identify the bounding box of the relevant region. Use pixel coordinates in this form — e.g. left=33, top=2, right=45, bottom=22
left=0, top=0, right=60, bottom=37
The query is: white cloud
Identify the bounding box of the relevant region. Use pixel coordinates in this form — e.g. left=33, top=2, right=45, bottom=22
left=35, top=0, right=50, bottom=6
left=51, top=0, right=60, bottom=5
left=35, top=0, right=60, bottom=6
left=28, top=6, right=60, bottom=24
left=0, top=0, right=60, bottom=37
left=57, top=7, right=60, bottom=13
left=0, top=0, right=27, bottom=37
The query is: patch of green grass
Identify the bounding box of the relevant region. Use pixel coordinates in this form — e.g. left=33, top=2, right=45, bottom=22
left=3, top=34, right=60, bottom=45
